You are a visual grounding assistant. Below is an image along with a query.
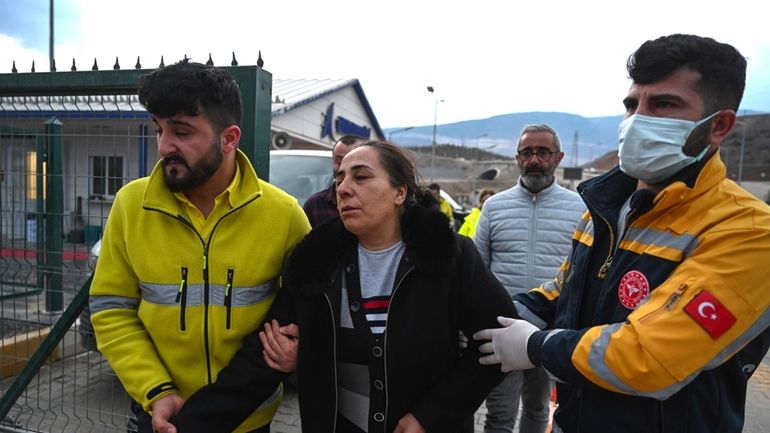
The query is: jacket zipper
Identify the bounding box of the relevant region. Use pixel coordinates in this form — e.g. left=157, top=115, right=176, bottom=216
left=381, top=264, right=415, bottom=432
left=225, top=268, right=234, bottom=329
left=324, top=291, right=339, bottom=433
left=202, top=245, right=213, bottom=383
left=527, top=193, right=537, bottom=289
left=597, top=208, right=637, bottom=279
left=176, top=267, right=189, bottom=331
left=637, top=284, right=688, bottom=324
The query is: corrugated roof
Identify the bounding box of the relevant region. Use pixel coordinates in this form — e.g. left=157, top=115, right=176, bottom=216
left=0, top=79, right=356, bottom=114
left=270, top=78, right=355, bottom=115
left=0, top=78, right=384, bottom=139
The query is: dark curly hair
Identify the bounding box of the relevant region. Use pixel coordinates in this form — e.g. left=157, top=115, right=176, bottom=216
left=627, top=34, right=746, bottom=114
left=138, top=60, right=242, bottom=134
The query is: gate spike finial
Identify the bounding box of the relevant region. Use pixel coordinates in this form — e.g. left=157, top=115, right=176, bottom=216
left=92, top=58, right=99, bottom=71
left=113, top=56, right=120, bottom=70
left=71, top=58, right=77, bottom=71
left=12, top=61, right=17, bottom=73
left=51, top=58, right=56, bottom=72
left=159, top=56, right=165, bottom=68
left=31, top=60, right=36, bottom=73
left=206, top=53, right=214, bottom=66
left=135, top=56, right=141, bottom=69
left=257, top=51, right=264, bottom=68
left=231, top=52, right=238, bottom=66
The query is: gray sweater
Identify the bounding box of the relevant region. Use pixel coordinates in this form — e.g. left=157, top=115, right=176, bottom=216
left=473, top=179, right=586, bottom=301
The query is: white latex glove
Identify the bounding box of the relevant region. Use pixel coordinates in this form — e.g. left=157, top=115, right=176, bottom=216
left=473, top=316, right=537, bottom=372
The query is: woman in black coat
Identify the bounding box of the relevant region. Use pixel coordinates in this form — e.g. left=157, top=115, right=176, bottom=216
left=162, top=140, right=516, bottom=433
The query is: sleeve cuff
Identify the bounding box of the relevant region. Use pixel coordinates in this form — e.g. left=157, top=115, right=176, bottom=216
left=527, top=330, right=550, bottom=366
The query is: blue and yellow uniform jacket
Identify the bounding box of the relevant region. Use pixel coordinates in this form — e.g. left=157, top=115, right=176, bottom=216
left=90, top=150, right=310, bottom=432
left=516, top=153, right=770, bottom=433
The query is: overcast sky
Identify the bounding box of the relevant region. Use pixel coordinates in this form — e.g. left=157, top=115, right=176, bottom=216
left=2, top=0, right=769, bottom=129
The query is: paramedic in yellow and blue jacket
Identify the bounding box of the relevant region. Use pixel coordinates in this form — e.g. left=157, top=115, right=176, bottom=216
left=474, top=34, right=770, bottom=433
left=89, top=61, right=310, bottom=433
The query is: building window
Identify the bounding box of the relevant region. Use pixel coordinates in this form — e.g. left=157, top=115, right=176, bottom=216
left=91, top=156, right=124, bottom=198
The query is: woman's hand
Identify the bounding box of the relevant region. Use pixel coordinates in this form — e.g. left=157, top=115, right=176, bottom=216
left=259, top=319, right=299, bottom=372
left=393, top=413, right=425, bottom=433
left=150, top=393, right=185, bottom=433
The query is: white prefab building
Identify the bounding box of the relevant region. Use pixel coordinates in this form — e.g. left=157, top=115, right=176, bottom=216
left=270, top=78, right=384, bottom=150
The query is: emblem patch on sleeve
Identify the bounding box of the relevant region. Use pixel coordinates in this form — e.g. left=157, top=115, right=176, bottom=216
left=618, top=270, right=649, bottom=309
left=684, top=290, right=736, bottom=339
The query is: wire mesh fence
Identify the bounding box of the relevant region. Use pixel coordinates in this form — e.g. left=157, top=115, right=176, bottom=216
left=0, top=110, right=154, bottom=433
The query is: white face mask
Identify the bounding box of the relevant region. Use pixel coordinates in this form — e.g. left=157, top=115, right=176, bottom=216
left=618, top=112, right=718, bottom=184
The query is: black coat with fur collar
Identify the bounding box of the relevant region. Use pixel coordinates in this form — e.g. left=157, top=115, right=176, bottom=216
left=173, top=204, right=515, bottom=433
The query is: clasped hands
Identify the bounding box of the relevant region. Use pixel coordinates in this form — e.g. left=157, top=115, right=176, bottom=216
left=473, top=316, right=538, bottom=372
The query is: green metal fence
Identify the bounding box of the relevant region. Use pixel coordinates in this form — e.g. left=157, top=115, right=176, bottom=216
left=0, top=59, right=272, bottom=432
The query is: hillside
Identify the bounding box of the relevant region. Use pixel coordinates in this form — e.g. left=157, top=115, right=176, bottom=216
left=386, top=110, right=770, bottom=167
left=387, top=111, right=625, bottom=165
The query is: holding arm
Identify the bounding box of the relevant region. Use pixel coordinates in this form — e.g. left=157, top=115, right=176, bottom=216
left=167, top=286, right=299, bottom=433
left=476, top=226, right=770, bottom=399
left=407, top=236, right=516, bottom=431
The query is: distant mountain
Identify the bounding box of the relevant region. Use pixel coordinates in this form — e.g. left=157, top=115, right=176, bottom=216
left=384, top=110, right=768, bottom=166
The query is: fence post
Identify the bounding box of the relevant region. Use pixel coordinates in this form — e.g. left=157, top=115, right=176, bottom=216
left=44, top=117, right=64, bottom=312
left=229, top=66, right=272, bottom=179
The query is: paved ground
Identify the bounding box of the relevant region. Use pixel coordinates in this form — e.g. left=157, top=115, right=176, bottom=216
left=271, top=351, right=770, bottom=433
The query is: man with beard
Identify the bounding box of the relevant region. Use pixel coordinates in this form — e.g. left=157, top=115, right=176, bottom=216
left=473, top=34, right=770, bottom=433
left=89, top=61, right=311, bottom=433
left=473, top=124, right=585, bottom=433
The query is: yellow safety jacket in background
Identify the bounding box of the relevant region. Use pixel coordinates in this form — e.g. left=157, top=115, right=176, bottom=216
left=458, top=207, right=480, bottom=238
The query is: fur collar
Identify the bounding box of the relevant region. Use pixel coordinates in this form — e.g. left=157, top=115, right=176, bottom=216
left=284, top=204, right=457, bottom=296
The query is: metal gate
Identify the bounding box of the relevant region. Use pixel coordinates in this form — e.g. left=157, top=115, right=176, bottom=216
left=0, top=57, right=272, bottom=432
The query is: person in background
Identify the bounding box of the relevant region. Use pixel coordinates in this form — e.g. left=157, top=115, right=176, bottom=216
left=89, top=61, right=310, bottom=433
left=473, top=124, right=585, bottom=433
left=157, top=140, right=516, bottom=433
left=458, top=189, right=495, bottom=238
left=474, top=34, right=770, bottom=433
left=427, top=182, right=455, bottom=228
left=303, top=134, right=364, bottom=227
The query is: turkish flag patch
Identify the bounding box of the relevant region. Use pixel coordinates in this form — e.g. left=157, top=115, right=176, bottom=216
left=684, top=290, right=737, bottom=339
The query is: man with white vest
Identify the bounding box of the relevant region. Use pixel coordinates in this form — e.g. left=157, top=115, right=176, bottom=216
left=474, top=124, right=585, bottom=433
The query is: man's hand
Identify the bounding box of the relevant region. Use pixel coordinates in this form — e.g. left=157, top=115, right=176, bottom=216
left=393, top=412, right=425, bottom=433
left=151, top=393, right=185, bottom=433
left=473, top=316, right=537, bottom=372
left=260, top=319, right=299, bottom=372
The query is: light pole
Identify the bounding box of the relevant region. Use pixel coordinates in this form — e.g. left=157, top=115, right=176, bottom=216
left=388, top=126, right=414, bottom=142
left=475, top=133, right=489, bottom=161
left=427, top=86, right=444, bottom=181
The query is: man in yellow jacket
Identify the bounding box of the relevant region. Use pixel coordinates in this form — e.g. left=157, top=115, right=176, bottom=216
left=458, top=189, right=495, bottom=238
left=89, top=61, right=310, bottom=433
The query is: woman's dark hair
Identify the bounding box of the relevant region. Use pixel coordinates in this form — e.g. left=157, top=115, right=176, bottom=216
left=357, top=140, right=419, bottom=207
left=137, top=60, right=242, bottom=134
left=627, top=34, right=746, bottom=113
